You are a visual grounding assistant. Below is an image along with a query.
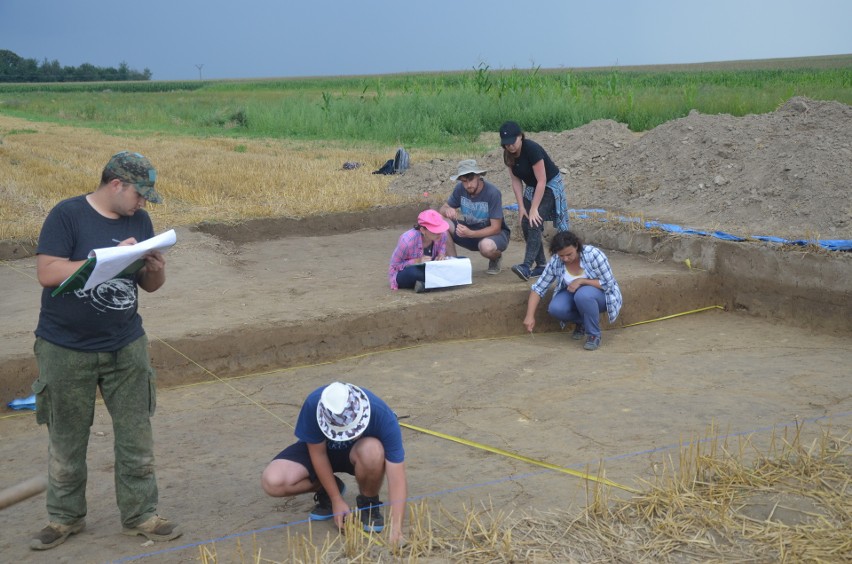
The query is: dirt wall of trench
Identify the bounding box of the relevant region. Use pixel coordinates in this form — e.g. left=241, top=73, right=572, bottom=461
left=2, top=208, right=849, bottom=406
left=572, top=223, right=852, bottom=334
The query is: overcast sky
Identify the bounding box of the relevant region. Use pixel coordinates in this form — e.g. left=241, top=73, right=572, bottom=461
left=1, top=0, right=850, bottom=81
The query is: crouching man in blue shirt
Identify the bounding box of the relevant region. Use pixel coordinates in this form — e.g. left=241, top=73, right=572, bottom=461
left=261, top=382, right=407, bottom=545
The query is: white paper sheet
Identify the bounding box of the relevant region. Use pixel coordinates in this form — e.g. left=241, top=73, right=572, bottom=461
left=423, top=257, right=472, bottom=289
left=83, top=229, right=177, bottom=291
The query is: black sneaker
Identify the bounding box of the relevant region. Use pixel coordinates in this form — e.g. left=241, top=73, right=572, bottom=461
left=356, top=494, right=384, bottom=533
left=571, top=324, right=586, bottom=340
left=309, top=475, right=346, bottom=521
left=511, top=263, right=531, bottom=281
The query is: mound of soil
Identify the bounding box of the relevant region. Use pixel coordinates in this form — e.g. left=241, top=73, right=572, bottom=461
left=390, top=97, right=852, bottom=240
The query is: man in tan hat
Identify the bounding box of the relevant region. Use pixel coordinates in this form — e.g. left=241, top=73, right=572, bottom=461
left=439, top=159, right=510, bottom=274
left=29, top=151, right=180, bottom=550
left=261, top=382, right=408, bottom=545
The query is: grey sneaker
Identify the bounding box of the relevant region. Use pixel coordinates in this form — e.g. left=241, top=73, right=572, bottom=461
left=30, top=519, right=85, bottom=551
left=486, top=257, right=502, bottom=275
left=572, top=324, right=586, bottom=340
left=122, top=515, right=182, bottom=542
left=310, top=475, right=346, bottom=520
left=414, top=280, right=426, bottom=293
left=584, top=335, right=601, bottom=351
left=356, top=494, right=384, bottom=533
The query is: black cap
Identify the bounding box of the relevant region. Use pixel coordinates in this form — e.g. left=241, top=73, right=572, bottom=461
left=499, top=121, right=522, bottom=145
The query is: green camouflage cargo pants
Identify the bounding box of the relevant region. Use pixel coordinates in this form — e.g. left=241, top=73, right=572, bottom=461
left=33, top=335, right=159, bottom=528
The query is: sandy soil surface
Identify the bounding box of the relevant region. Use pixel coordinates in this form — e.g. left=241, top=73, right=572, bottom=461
left=2, top=311, right=850, bottom=563
left=1, top=96, right=850, bottom=562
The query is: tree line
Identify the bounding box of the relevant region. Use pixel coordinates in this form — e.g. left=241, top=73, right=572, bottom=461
left=0, top=49, right=151, bottom=82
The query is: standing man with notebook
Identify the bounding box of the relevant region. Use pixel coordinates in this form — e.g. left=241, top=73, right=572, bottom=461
left=29, top=151, right=181, bottom=550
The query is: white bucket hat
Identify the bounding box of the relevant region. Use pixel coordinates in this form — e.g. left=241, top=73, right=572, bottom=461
left=316, top=382, right=371, bottom=441
left=450, top=159, right=487, bottom=181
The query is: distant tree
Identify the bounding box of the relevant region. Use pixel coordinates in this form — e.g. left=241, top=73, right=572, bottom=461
left=39, top=59, right=62, bottom=82
left=0, top=49, right=23, bottom=80
left=74, top=63, right=98, bottom=81
left=0, top=49, right=152, bottom=82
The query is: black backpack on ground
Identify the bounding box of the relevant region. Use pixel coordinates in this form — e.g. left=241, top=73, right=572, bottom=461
left=373, top=147, right=409, bottom=175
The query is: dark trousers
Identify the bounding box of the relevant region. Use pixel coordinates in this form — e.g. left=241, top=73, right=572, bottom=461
left=395, top=264, right=425, bottom=289
left=521, top=188, right=557, bottom=267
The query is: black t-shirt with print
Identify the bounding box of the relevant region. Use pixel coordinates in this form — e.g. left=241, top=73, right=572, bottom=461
left=35, top=195, right=155, bottom=352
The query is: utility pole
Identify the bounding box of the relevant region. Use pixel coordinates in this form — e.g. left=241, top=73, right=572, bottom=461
left=195, top=64, right=204, bottom=80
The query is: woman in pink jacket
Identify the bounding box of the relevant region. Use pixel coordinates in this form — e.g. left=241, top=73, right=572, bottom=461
left=388, top=209, right=454, bottom=293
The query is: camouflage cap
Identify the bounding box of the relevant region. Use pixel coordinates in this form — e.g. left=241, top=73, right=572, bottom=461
left=104, top=151, right=163, bottom=203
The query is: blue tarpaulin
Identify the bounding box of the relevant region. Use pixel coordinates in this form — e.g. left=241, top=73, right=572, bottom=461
left=7, top=394, right=36, bottom=411
left=499, top=207, right=850, bottom=251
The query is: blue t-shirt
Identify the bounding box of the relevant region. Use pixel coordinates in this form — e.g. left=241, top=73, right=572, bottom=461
left=294, top=386, right=405, bottom=464
left=446, top=179, right=508, bottom=234
left=35, top=194, right=155, bottom=352
left=510, top=139, right=559, bottom=188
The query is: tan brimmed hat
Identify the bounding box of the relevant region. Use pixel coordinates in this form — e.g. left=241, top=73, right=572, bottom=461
left=450, top=159, right=487, bottom=181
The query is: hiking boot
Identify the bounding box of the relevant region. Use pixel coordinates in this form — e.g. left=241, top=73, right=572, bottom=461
left=356, top=494, right=384, bottom=533
left=122, top=515, right=182, bottom=542
left=310, top=475, right=346, bottom=521
left=584, top=335, right=601, bottom=351
left=510, top=263, right=531, bottom=281
left=530, top=265, right=545, bottom=277
left=414, top=281, right=426, bottom=293
left=486, top=257, right=502, bottom=275
left=572, top=324, right=586, bottom=340
left=30, top=519, right=85, bottom=551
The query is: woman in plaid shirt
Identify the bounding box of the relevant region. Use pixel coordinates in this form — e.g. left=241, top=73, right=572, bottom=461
left=523, top=231, right=622, bottom=351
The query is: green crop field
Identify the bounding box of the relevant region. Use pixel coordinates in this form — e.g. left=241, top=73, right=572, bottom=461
left=0, top=55, right=849, bottom=152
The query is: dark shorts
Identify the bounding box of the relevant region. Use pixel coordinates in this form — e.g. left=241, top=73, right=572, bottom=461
left=450, top=222, right=510, bottom=253
left=273, top=441, right=355, bottom=480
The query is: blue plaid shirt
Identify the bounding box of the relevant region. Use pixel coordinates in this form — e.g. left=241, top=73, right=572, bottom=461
left=530, top=245, right=623, bottom=323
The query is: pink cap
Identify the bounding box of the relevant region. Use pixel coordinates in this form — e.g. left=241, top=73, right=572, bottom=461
left=417, top=209, right=450, bottom=234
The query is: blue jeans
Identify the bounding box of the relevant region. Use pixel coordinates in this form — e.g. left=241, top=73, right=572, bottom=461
left=547, top=286, right=607, bottom=338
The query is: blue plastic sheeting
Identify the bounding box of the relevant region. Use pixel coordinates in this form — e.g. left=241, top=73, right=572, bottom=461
left=749, top=237, right=852, bottom=251
left=7, top=394, right=36, bottom=410
left=710, top=231, right=746, bottom=242
left=815, top=240, right=852, bottom=251
left=501, top=207, right=851, bottom=251
left=751, top=235, right=789, bottom=244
